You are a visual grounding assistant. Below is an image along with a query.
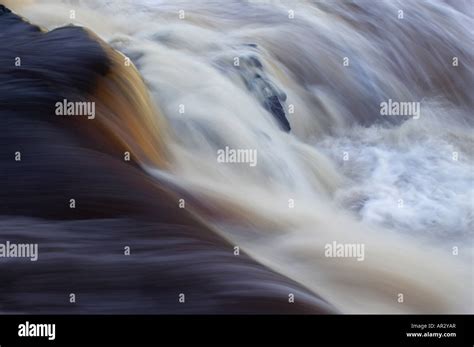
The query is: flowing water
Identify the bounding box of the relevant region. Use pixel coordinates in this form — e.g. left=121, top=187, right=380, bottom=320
left=3, top=0, right=473, bottom=313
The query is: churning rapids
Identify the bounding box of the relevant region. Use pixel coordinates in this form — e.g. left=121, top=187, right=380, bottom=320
left=2, top=0, right=473, bottom=314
